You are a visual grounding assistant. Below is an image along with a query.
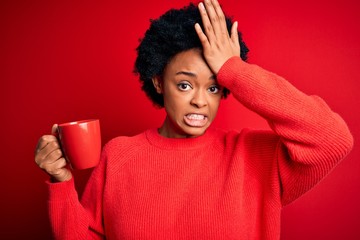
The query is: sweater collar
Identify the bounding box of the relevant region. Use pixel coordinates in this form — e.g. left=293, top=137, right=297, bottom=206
left=145, top=127, right=217, bottom=150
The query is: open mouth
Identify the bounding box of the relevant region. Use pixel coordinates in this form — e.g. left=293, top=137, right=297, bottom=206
left=184, top=114, right=208, bottom=127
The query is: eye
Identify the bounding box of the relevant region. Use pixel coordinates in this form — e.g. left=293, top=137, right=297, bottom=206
left=208, top=85, right=220, bottom=94
left=177, top=82, right=192, bottom=91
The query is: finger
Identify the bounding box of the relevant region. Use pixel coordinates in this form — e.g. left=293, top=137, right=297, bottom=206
left=204, top=0, right=222, bottom=36
left=46, top=147, right=64, bottom=164
left=43, top=157, right=72, bottom=182
left=198, top=2, right=216, bottom=42
left=231, top=21, right=240, bottom=46
left=45, top=157, right=68, bottom=176
left=51, top=124, right=58, bottom=135
left=211, top=0, right=227, bottom=32
left=35, top=135, right=58, bottom=154
left=204, top=0, right=228, bottom=40
left=35, top=140, right=62, bottom=165
left=195, top=23, right=210, bottom=49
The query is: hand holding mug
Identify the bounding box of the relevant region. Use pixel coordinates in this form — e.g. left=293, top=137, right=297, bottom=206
left=35, top=124, right=72, bottom=182
left=35, top=119, right=101, bottom=182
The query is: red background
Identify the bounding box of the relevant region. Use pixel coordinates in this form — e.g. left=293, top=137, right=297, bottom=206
left=1, top=0, right=359, bottom=239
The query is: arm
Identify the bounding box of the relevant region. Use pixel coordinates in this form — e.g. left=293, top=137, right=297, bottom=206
left=35, top=125, right=105, bottom=239
left=218, top=57, right=353, bottom=205
left=196, top=0, right=353, bottom=205
left=46, top=150, right=107, bottom=239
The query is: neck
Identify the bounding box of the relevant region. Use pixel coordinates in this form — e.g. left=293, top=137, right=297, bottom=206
left=158, top=116, right=193, bottom=139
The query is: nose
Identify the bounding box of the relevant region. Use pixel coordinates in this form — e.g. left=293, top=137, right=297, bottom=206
left=190, top=90, right=208, bottom=108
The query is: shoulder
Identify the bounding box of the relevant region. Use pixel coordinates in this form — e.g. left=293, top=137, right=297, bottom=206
left=97, top=130, right=151, bottom=172
left=213, top=127, right=280, bottom=150
left=215, top=127, right=278, bottom=142
left=102, top=130, right=149, bottom=157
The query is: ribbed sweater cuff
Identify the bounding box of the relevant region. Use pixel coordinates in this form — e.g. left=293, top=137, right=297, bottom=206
left=46, top=177, right=78, bottom=202
left=217, top=56, right=249, bottom=88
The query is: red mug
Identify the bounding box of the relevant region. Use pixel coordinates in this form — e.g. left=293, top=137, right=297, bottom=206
left=57, top=119, right=101, bottom=170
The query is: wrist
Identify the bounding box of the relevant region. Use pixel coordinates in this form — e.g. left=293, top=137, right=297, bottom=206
left=217, top=56, right=246, bottom=88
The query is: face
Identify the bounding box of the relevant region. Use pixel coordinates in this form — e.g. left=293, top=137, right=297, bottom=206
left=153, top=48, right=223, bottom=138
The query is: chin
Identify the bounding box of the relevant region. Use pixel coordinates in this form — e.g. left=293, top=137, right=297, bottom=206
left=182, top=125, right=209, bottom=138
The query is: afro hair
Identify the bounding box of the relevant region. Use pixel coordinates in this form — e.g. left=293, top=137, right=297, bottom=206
left=134, top=3, right=249, bottom=108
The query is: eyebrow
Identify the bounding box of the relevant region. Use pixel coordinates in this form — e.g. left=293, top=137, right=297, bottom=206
left=175, top=71, right=196, bottom=77
left=175, top=71, right=216, bottom=80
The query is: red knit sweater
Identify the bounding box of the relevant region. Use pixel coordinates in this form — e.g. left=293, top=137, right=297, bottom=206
left=47, top=57, right=353, bottom=239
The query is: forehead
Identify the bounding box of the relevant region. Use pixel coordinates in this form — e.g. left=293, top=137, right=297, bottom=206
left=163, top=49, right=212, bottom=77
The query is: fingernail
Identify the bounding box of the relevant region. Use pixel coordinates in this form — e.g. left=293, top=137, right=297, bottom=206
left=199, top=2, right=205, bottom=10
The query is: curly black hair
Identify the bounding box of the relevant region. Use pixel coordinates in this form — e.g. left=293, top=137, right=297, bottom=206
left=134, top=3, right=249, bottom=108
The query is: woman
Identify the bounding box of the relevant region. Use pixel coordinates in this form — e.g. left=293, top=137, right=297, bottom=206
left=35, top=0, right=353, bottom=239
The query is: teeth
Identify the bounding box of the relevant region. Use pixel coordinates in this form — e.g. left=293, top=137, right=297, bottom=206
left=187, top=114, right=205, bottom=120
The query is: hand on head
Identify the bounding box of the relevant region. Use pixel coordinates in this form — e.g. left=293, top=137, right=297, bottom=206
left=195, top=0, right=241, bottom=74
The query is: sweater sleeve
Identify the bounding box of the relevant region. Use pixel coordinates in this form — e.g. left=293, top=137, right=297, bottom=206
left=47, top=149, right=107, bottom=239
left=217, top=56, right=354, bottom=206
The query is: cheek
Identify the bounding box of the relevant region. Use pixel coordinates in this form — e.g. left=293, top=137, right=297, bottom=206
left=211, top=97, right=222, bottom=111
left=164, top=87, right=190, bottom=107
left=163, top=92, right=186, bottom=115
left=208, top=97, right=222, bottom=120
